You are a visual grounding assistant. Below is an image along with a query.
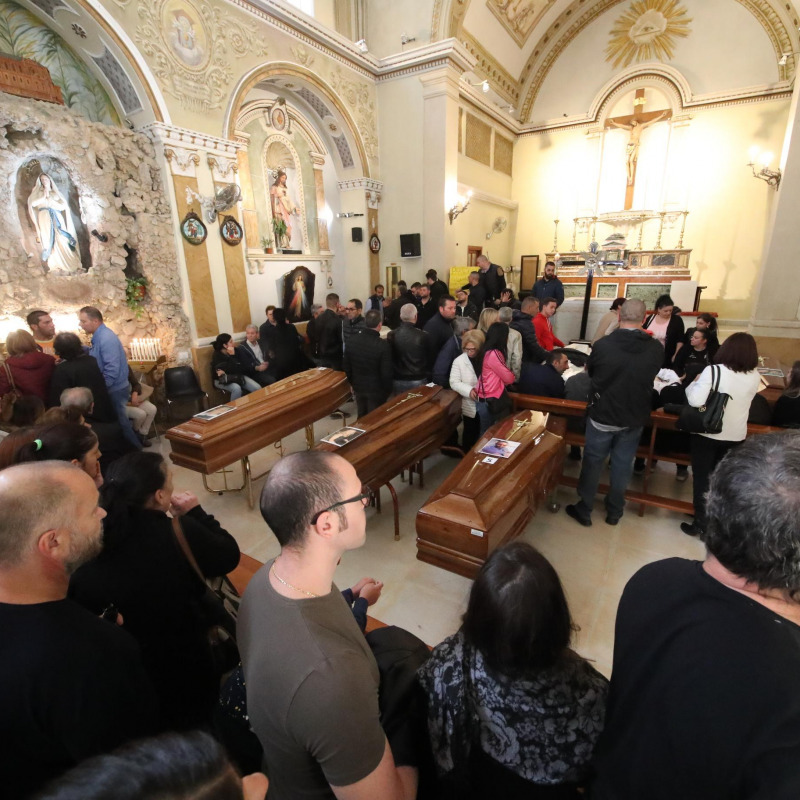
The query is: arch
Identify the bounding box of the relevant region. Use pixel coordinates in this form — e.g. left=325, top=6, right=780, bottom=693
left=224, top=62, right=371, bottom=177
left=237, top=100, right=329, bottom=159
left=431, top=0, right=471, bottom=42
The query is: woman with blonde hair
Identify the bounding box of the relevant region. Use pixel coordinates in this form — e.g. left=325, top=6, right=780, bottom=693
left=449, top=329, right=486, bottom=452
left=0, top=329, right=55, bottom=404
left=477, top=307, right=499, bottom=334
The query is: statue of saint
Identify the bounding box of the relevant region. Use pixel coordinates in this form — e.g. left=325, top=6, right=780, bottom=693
left=270, top=171, right=299, bottom=248
left=606, top=111, right=669, bottom=185
left=27, top=173, right=82, bottom=274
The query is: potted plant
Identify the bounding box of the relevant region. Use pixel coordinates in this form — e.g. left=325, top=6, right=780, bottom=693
left=260, top=235, right=273, bottom=254
left=125, top=276, right=148, bottom=317
left=273, top=218, right=287, bottom=253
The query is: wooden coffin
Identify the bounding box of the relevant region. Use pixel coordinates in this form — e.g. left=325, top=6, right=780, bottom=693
left=314, top=384, right=461, bottom=488
left=166, top=368, right=351, bottom=474
left=416, top=410, right=566, bottom=579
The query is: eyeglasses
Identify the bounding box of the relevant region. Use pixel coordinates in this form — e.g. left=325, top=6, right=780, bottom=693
left=463, top=345, right=478, bottom=353
left=346, top=307, right=358, bottom=313
left=310, top=487, right=371, bottom=524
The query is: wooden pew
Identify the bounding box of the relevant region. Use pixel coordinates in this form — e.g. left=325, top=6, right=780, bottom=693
left=315, top=384, right=462, bottom=539
left=416, top=410, right=566, bottom=578
left=510, top=392, right=784, bottom=517
left=166, top=368, right=352, bottom=507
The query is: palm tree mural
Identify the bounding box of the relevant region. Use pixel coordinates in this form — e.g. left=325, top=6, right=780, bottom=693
left=0, top=1, right=120, bottom=125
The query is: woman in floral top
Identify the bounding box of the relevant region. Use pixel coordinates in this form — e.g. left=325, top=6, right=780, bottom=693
left=418, top=542, right=608, bottom=798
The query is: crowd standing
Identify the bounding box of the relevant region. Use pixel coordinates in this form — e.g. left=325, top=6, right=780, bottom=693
left=2, top=261, right=800, bottom=800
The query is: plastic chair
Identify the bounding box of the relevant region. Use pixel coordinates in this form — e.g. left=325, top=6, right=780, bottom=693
left=164, top=366, right=208, bottom=420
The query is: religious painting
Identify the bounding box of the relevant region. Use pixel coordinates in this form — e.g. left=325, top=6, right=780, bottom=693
left=282, top=266, right=315, bottom=324
left=161, top=0, right=209, bottom=70
left=15, top=157, right=90, bottom=274
left=269, top=100, right=289, bottom=132
left=219, top=215, right=243, bottom=246
left=605, top=0, right=692, bottom=69
left=520, top=255, right=539, bottom=288
left=181, top=211, right=207, bottom=245
left=486, top=0, right=551, bottom=47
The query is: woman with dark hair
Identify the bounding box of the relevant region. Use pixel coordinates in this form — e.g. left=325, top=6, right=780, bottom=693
left=682, top=332, right=761, bottom=536
left=672, top=327, right=713, bottom=386
left=643, top=294, right=685, bottom=366
left=12, top=422, right=102, bottom=486
left=773, top=360, right=800, bottom=427
left=591, top=297, right=625, bottom=344
left=267, top=307, right=313, bottom=379
left=49, top=331, right=116, bottom=422
left=69, top=451, right=240, bottom=730
left=673, top=312, right=719, bottom=365
left=418, top=542, right=608, bottom=799
left=211, top=334, right=261, bottom=400
left=0, top=328, right=55, bottom=404
left=474, top=322, right=515, bottom=433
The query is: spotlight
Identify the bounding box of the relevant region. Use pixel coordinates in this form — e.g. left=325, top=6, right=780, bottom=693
left=779, top=53, right=789, bottom=66
left=355, top=39, right=368, bottom=53
left=401, top=33, right=416, bottom=45
left=482, top=80, right=489, bottom=93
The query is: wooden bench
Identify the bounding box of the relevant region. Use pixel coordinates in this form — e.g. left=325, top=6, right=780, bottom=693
left=510, top=393, right=783, bottom=517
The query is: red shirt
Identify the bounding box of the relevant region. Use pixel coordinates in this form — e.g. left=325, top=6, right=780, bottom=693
left=0, top=351, right=56, bottom=403
left=533, top=313, right=564, bottom=351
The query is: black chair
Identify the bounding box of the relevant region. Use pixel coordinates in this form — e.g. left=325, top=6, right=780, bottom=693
left=164, top=366, right=208, bottom=421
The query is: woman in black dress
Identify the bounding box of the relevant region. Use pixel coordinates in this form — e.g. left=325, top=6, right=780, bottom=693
left=267, top=307, right=313, bottom=379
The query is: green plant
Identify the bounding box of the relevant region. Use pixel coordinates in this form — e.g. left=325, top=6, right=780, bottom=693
left=260, top=234, right=273, bottom=249
left=273, top=217, right=287, bottom=245
left=125, top=276, right=148, bottom=316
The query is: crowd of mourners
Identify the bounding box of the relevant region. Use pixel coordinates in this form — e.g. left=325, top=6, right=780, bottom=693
left=2, top=258, right=800, bottom=800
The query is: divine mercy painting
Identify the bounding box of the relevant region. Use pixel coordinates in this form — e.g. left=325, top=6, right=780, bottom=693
left=282, top=265, right=315, bottom=324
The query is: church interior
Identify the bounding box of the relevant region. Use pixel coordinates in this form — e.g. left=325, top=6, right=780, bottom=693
left=1, top=0, right=800, bottom=676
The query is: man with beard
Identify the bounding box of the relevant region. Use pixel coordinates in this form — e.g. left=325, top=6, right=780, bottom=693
left=0, top=463, right=156, bottom=799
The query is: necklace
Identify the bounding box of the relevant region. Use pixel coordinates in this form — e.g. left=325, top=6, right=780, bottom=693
left=271, top=561, right=319, bottom=598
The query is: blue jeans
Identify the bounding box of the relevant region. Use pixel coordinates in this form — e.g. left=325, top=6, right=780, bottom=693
left=575, top=422, right=642, bottom=520
left=475, top=399, right=493, bottom=435
left=109, top=385, right=142, bottom=449
left=215, top=376, right=261, bottom=401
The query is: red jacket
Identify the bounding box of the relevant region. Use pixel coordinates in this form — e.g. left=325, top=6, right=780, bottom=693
left=533, top=313, right=564, bottom=351
left=0, top=351, right=56, bottom=403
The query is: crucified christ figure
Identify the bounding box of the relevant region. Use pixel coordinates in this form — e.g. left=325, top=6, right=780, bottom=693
left=607, top=111, right=669, bottom=185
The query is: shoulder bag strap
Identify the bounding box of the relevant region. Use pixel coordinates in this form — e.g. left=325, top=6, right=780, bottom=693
left=711, top=364, right=720, bottom=393
left=171, top=515, right=206, bottom=584
left=2, top=360, right=17, bottom=394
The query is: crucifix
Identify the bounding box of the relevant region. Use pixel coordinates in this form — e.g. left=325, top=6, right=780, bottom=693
left=605, top=89, right=671, bottom=210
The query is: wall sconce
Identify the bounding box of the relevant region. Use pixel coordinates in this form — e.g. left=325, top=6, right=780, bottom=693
left=448, top=191, right=472, bottom=225
left=91, top=229, right=108, bottom=242
left=747, top=147, right=781, bottom=189
left=401, top=33, right=416, bottom=45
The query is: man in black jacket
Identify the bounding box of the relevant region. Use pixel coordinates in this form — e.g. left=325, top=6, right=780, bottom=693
left=425, top=269, right=449, bottom=303
left=308, top=293, right=343, bottom=370
left=510, top=297, right=548, bottom=364
left=423, top=294, right=456, bottom=367
left=476, top=255, right=504, bottom=305
left=454, top=289, right=479, bottom=322
left=343, top=310, right=392, bottom=417
left=415, top=285, right=436, bottom=329
left=465, top=271, right=486, bottom=311
left=517, top=349, right=569, bottom=397
left=383, top=281, right=413, bottom=329
left=387, top=303, right=429, bottom=394
left=566, top=299, right=663, bottom=527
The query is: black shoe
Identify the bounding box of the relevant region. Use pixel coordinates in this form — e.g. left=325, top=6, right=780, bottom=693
left=605, top=515, right=621, bottom=525
left=566, top=504, right=592, bottom=527
left=633, top=457, right=646, bottom=475
left=680, top=522, right=703, bottom=537
left=676, top=466, right=689, bottom=482
left=137, top=433, right=152, bottom=448
left=568, top=446, right=582, bottom=461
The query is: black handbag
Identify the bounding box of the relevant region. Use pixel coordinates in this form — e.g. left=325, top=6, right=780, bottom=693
left=676, top=365, right=730, bottom=434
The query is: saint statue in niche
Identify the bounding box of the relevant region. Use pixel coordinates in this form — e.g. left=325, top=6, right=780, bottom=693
left=282, top=266, right=315, bottom=324
left=270, top=171, right=299, bottom=249
left=27, top=173, right=82, bottom=274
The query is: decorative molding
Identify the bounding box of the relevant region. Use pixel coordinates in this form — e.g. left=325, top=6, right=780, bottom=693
left=236, top=100, right=328, bottom=160
left=207, top=155, right=239, bottom=180
left=329, top=66, right=378, bottom=161
left=374, top=38, right=476, bottom=80
left=143, top=122, right=242, bottom=155
left=366, top=189, right=381, bottom=209
left=134, top=0, right=268, bottom=113
left=460, top=31, right=520, bottom=104
left=457, top=183, right=518, bottom=211
left=338, top=178, right=384, bottom=192
left=164, top=146, right=200, bottom=177
left=486, top=0, right=555, bottom=49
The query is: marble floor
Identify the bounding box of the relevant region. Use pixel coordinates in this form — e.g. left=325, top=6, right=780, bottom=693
left=158, top=402, right=705, bottom=678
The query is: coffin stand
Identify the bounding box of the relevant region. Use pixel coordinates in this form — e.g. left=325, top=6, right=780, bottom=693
left=315, top=384, right=461, bottom=539
left=416, top=411, right=565, bottom=578
left=166, top=368, right=352, bottom=507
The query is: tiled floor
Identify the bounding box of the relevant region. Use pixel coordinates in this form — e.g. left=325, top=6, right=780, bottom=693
left=159, top=403, right=705, bottom=678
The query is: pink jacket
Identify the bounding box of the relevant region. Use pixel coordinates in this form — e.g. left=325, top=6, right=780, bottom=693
left=476, top=349, right=515, bottom=399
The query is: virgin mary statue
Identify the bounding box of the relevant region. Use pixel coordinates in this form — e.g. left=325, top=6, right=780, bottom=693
left=27, top=173, right=82, bottom=274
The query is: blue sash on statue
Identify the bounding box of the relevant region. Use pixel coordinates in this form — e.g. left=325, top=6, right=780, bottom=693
left=42, top=207, right=77, bottom=261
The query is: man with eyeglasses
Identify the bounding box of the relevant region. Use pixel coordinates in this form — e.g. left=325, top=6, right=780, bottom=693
left=239, top=452, right=416, bottom=800
left=342, top=298, right=366, bottom=354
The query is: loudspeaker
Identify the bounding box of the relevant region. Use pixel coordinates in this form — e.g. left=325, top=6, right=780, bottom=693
left=400, top=233, right=421, bottom=258
left=351, top=227, right=363, bottom=242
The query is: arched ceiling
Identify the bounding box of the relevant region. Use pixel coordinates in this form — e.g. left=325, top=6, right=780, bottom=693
left=433, top=0, right=800, bottom=123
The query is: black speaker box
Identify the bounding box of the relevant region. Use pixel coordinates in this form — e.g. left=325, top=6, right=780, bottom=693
left=400, top=233, right=421, bottom=257
left=351, top=227, right=363, bottom=242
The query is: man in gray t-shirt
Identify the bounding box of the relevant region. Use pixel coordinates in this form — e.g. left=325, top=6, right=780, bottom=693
left=238, top=451, right=416, bottom=800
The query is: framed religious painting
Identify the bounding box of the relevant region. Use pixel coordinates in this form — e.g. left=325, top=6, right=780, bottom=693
left=181, top=211, right=207, bottom=245
left=219, top=215, right=243, bottom=246
left=520, top=255, right=539, bottom=289
left=369, top=233, right=381, bottom=254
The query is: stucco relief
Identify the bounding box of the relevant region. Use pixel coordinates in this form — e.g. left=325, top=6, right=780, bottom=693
left=291, top=44, right=316, bottom=68
left=605, top=0, right=691, bottom=68
left=134, top=0, right=268, bottom=113
left=328, top=66, right=378, bottom=161
left=487, top=0, right=554, bottom=47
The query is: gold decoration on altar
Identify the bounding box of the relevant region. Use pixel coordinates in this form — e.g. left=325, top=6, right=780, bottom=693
left=605, top=0, right=691, bottom=69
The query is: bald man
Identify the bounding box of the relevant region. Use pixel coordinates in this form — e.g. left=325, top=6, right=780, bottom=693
left=0, top=463, right=156, bottom=798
